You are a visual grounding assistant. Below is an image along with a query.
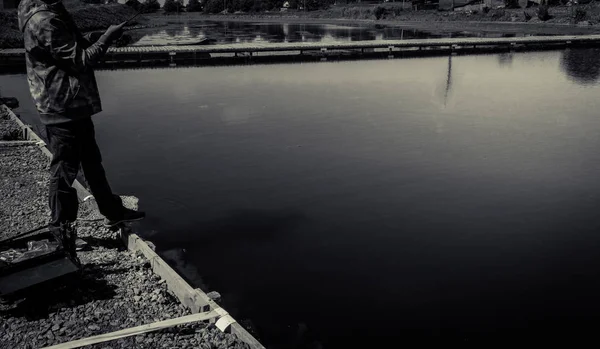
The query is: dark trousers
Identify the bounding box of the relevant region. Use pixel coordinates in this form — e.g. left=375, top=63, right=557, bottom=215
left=46, top=118, right=122, bottom=226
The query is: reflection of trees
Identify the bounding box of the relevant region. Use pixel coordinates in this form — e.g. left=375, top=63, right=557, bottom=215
left=287, top=24, right=308, bottom=42
left=293, top=24, right=330, bottom=42
left=188, top=28, right=207, bottom=38
left=152, top=21, right=507, bottom=45
left=497, top=53, right=513, bottom=67
left=164, top=25, right=195, bottom=38
left=263, top=24, right=286, bottom=38
left=386, top=29, right=442, bottom=40
left=164, top=27, right=183, bottom=37
left=348, top=29, right=376, bottom=42
left=560, top=48, right=600, bottom=85
left=382, top=28, right=405, bottom=40
left=125, top=30, right=147, bottom=46
left=261, top=24, right=286, bottom=43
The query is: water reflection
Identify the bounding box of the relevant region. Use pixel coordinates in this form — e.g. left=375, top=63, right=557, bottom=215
left=164, top=27, right=184, bottom=37
left=497, top=53, right=514, bottom=67
left=560, top=48, right=600, bottom=86
left=130, top=21, right=560, bottom=46
left=444, top=55, right=453, bottom=107
left=4, top=50, right=600, bottom=349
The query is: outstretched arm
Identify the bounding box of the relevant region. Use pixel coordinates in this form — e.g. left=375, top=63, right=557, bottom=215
left=36, top=16, right=123, bottom=73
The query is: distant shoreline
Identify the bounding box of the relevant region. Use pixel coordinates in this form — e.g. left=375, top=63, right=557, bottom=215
left=4, top=3, right=600, bottom=49
left=144, top=12, right=600, bottom=36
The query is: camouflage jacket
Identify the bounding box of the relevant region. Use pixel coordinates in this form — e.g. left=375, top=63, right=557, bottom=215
left=18, top=0, right=110, bottom=125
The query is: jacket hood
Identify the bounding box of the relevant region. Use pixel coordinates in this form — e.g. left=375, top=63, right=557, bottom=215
left=18, top=0, right=64, bottom=32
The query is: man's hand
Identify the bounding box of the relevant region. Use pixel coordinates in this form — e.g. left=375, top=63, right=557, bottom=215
left=85, top=31, right=103, bottom=44
left=103, top=22, right=126, bottom=44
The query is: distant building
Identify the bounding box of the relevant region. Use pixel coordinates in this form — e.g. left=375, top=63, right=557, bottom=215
left=437, top=0, right=508, bottom=11
left=0, top=0, right=19, bottom=10
left=438, top=0, right=482, bottom=11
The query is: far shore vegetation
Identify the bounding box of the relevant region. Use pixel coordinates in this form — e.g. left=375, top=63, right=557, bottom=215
left=2, top=0, right=600, bottom=48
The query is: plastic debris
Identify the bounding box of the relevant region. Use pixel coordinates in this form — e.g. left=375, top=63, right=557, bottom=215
left=0, top=248, right=25, bottom=263
left=0, top=239, right=60, bottom=264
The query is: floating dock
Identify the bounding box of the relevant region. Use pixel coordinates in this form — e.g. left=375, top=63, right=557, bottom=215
left=2, top=34, right=600, bottom=69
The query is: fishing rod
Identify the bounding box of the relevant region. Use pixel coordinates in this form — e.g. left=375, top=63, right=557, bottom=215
left=121, top=1, right=150, bottom=29
left=124, top=8, right=144, bottom=26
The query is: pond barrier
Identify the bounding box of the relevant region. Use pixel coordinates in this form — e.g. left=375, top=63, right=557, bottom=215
left=2, top=34, right=600, bottom=70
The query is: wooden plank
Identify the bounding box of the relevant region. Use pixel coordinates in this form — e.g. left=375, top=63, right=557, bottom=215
left=0, top=140, right=40, bottom=147
left=119, top=229, right=268, bottom=348
left=41, top=310, right=220, bottom=349
left=122, top=232, right=210, bottom=313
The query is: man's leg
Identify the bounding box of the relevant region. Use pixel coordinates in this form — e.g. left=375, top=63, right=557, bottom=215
left=46, top=123, right=80, bottom=227
left=77, top=118, right=122, bottom=219
left=78, top=118, right=144, bottom=226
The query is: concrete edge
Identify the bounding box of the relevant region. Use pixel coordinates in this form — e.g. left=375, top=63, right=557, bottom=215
left=1, top=104, right=266, bottom=349
left=0, top=140, right=41, bottom=146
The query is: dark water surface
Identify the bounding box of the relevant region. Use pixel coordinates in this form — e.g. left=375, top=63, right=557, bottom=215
left=129, top=20, right=562, bottom=46
left=4, top=49, right=600, bottom=347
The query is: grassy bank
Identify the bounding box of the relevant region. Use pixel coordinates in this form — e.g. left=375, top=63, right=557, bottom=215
left=0, top=2, right=141, bottom=49
left=4, top=2, right=600, bottom=49
left=145, top=4, right=600, bottom=38
left=208, top=2, right=600, bottom=25
left=152, top=2, right=600, bottom=27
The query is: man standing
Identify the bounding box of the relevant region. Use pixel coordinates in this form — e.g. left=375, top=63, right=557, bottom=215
left=18, top=0, right=145, bottom=228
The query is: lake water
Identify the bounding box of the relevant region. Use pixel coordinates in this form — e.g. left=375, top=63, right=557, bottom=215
left=3, top=49, right=600, bottom=347
left=127, top=20, right=562, bottom=46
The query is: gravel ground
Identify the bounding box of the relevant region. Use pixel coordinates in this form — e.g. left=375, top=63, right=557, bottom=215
left=0, top=142, right=250, bottom=349
left=1, top=112, right=23, bottom=141
left=0, top=145, right=50, bottom=239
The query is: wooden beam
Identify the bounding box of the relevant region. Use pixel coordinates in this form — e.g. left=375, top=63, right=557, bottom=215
left=122, top=231, right=210, bottom=313
left=41, top=310, right=220, bottom=349
left=0, top=140, right=41, bottom=147
left=120, top=230, right=266, bottom=348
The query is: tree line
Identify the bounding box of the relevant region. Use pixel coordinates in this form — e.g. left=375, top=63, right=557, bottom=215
left=123, top=0, right=337, bottom=13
